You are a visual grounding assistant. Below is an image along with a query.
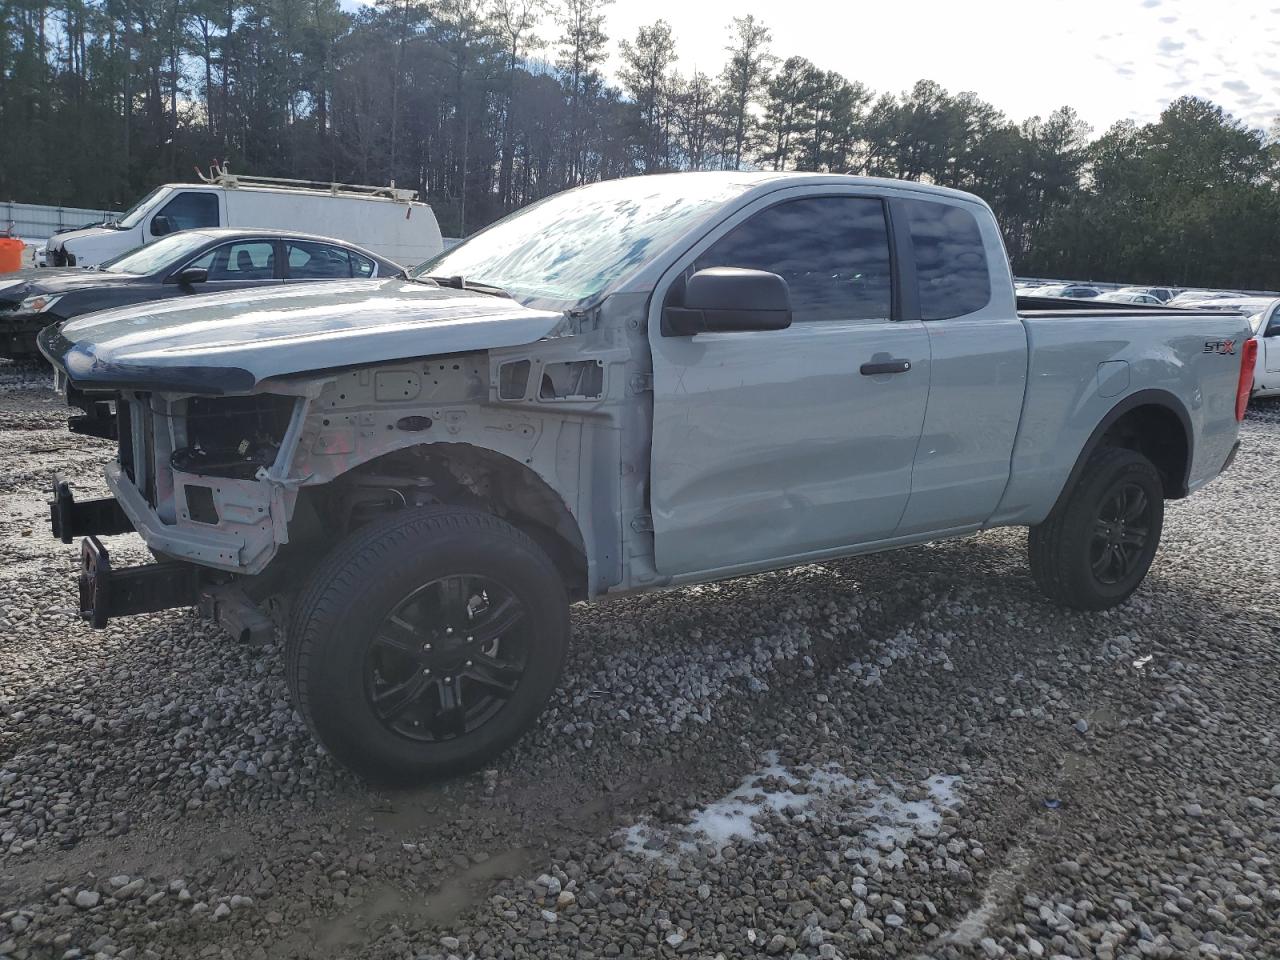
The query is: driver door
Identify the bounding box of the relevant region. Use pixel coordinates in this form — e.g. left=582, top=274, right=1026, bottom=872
left=648, top=190, right=930, bottom=578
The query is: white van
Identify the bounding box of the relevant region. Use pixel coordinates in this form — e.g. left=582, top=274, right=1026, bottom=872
left=45, top=168, right=443, bottom=269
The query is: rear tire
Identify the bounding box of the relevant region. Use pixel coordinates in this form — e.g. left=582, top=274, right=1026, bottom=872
left=1028, top=447, right=1164, bottom=611
left=286, top=506, right=569, bottom=784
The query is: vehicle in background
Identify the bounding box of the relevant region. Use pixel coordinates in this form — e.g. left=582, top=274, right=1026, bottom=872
left=1097, top=291, right=1164, bottom=305
left=44, top=166, right=441, bottom=269
left=1029, top=283, right=1102, bottom=299
left=1115, top=286, right=1175, bottom=303
left=42, top=172, right=1254, bottom=783
left=1246, top=299, right=1280, bottom=399
left=1168, top=290, right=1242, bottom=308
left=1, top=229, right=401, bottom=360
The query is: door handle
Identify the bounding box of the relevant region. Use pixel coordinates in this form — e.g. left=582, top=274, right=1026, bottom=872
left=860, top=359, right=912, bottom=375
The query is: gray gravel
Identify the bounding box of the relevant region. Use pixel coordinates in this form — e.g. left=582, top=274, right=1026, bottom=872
left=1, top=363, right=1278, bottom=960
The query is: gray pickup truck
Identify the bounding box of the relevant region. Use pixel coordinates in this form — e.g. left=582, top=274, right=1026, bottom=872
left=39, top=172, right=1256, bottom=783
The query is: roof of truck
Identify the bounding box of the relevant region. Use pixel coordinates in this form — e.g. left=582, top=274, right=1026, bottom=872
left=615, top=170, right=989, bottom=206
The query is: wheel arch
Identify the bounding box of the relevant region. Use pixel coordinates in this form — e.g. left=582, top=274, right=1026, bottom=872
left=1049, top=389, right=1193, bottom=515
left=302, top=441, right=589, bottom=601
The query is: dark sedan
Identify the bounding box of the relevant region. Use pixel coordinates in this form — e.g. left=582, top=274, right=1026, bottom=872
left=0, top=229, right=402, bottom=359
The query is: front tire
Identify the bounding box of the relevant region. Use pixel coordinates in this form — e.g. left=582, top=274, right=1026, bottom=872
left=1028, top=447, right=1164, bottom=611
left=286, top=506, right=569, bottom=784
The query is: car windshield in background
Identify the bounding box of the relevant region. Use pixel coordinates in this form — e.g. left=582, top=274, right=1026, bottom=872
left=410, top=176, right=756, bottom=303
left=101, top=231, right=215, bottom=275
left=112, top=186, right=169, bottom=229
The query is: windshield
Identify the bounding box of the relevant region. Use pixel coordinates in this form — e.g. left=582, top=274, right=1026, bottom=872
left=410, top=175, right=758, bottom=303
left=101, top=231, right=215, bottom=275
left=114, top=186, right=171, bottom=229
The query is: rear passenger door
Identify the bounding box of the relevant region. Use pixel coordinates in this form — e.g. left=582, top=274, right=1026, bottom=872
left=648, top=189, right=931, bottom=577
left=892, top=197, right=1029, bottom=535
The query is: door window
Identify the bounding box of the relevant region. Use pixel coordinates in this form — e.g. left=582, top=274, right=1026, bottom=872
left=286, top=240, right=363, bottom=279
left=693, top=196, right=892, bottom=323
left=153, top=192, right=219, bottom=232
left=901, top=198, right=991, bottom=320
left=190, top=241, right=276, bottom=280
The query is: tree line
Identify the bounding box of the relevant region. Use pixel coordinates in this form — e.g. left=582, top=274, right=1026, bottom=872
left=2, top=0, right=1278, bottom=287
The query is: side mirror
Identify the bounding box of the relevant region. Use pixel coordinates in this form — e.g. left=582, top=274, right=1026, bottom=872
left=172, top=267, right=208, bottom=286
left=150, top=215, right=173, bottom=237
left=662, top=267, right=792, bottom=337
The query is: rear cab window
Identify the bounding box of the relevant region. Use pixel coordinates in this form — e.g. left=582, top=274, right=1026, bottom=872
left=900, top=198, right=991, bottom=320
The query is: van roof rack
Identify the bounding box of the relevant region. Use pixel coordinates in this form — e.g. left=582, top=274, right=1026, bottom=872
left=194, top=162, right=418, bottom=203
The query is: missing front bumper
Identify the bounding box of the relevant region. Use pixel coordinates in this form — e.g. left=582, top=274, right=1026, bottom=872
left=77, top=536, right=201, bottom=629
left=50, top=476, right=134, bottom=543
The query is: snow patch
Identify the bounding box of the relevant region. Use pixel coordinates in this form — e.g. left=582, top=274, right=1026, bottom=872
left=623, top=752, right=961, bottom=868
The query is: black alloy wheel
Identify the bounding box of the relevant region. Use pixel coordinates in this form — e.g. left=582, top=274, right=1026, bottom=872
left=366, top=575, right=529, bottom=742
left=1088, top=482, right=1153, bottom=586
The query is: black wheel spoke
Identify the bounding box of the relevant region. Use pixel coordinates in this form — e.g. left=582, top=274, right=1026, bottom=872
left=372, top=672, right=432, bottom=720
left=1091, top=547, right=1111, bottom=577
left=464, top=652, right=522, bottom=696
left=432, top=675, right=467, bottom=738
left=1120, top=526, right=1148, bottom=547
left=374, top=615, right=426, bottom=658
left=466, top=593, right=526, bottom=646
left=1121, top=488, right=1148, bottom=522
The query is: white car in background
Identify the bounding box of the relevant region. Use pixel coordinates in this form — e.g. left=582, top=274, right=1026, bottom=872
left=1097, top=290, right=1164, bottom=305
left=1246, top=299, right=1280, bottom=399
left=1168, top=290, right=1242, bottom=308
left=1114, top=286, right=1175, bottom=303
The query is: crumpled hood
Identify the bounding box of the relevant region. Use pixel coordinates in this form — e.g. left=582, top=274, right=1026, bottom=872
left=41, top=278, right=566, bottom=394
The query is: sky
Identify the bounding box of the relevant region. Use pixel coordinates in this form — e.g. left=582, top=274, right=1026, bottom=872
left=352, top=0, right=1280, bottom=137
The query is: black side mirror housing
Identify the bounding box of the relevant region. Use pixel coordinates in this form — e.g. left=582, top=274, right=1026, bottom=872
left=172, top=267, right=208, bottom=286
left=662, top=267, right=793, bottom=337
left=151, top=215, right=173, bottom=237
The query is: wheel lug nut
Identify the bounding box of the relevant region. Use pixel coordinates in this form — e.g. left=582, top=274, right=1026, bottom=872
left=423, top=669, right=431, bottom=676
left=465, top=660, right=472, bottom=667
left=445, top=676, right=452, bottom=682
left=446, top=627, right=453, bottom=634
left=423, top=643, right=432, bottom=651
left=466, top=636, right=473, bottom=643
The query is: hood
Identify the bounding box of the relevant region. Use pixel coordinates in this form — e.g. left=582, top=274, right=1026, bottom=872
left=41, top=278, right=566, bottom=394
left=47, top=225, right=143, bottom=267
left=0, top=268, right=138, bottom=306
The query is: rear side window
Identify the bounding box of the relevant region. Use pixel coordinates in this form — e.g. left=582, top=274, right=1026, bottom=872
left=695, top=196, right=892, bottom=323
left=286, top=240, right=355, bottom=279
left=902, top=199, right=991, bottom=320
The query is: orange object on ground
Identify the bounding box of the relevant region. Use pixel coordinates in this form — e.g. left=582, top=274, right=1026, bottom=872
left=0, top=237, right=24, bottom=274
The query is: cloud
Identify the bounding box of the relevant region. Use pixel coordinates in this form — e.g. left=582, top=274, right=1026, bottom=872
left=1114, top=65, right=1136, bottom=76
left=1141, top=0, right=1161, bottom=6
left=1157, top=37, right=1186, bottom=54
left=1222, top=79, right=1252, bottom=94
left=1159, top=15, right=1177, bottom=22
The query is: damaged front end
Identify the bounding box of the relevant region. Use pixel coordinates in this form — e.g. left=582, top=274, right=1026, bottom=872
left=49, top=386, right=310, bottom=639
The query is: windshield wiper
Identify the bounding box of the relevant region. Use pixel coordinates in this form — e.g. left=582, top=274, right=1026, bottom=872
left=416, top=274, right=511, bottom=299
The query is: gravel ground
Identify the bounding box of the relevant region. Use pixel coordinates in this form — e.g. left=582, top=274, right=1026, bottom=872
left=1, top=364, right=1278, bottom=960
